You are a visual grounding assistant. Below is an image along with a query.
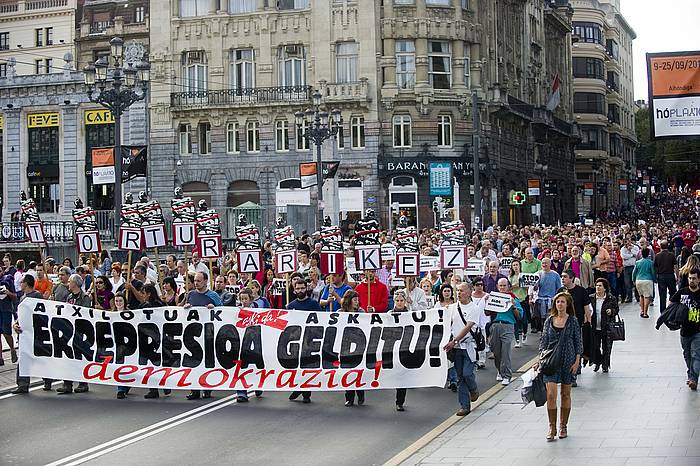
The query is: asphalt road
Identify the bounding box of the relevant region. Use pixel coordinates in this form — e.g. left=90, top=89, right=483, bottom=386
left=1, top=338, right=540, bottom=466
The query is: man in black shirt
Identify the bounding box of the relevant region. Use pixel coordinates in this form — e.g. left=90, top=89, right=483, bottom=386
left=654, top=241, right=677, bottom=313
left=559, top=269, right=592, bottom=385
left=288, top=280, right=321, bottom=404
left=670, top=268, right=700, bottom=391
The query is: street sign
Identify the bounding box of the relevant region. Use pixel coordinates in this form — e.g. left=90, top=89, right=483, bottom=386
left=509, top=191, right=526, bottom=205
left=527, top=179, right=541, bottom=196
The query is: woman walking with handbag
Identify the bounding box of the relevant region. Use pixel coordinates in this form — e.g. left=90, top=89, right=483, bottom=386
left=538, top=291, right=583, bottom=441
left=590, top=278, right=619, bottom=373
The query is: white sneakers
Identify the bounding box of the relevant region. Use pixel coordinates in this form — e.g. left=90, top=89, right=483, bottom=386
left=496, top=373, right=503, bottom=382
left=501, top=378, right=511, bottom=386
left=515, top=340, right=521, bottom=348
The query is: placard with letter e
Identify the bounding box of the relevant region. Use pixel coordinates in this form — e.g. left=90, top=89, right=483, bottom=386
left=118, top=227, right=143, bottom=251
left=198, top=234, right=222, bottom=259
left=172, top=222, right=196, bottom=247
left=320, top=252, right=344, bottom=276
left=142, top=224, right=167, bottom=248
left=237, top=249, right=262, bottom=273
left=275, top=249, right=297, bottom=275
left=354, top=245, right=382, bottom=271
left=24, top=221, right=45, bottom=244
left=396, top=253, right=420, bottom=277
left=76, top=231, right=102, bottom=254
left=440, top=246, right=467, bottom=270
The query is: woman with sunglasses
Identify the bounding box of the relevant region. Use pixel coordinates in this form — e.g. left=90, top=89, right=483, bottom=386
left=94, top=276, right=115, bottom=310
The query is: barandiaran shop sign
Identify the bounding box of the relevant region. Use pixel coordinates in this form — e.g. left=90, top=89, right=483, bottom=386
left=381, top=159, right=471, bottom=177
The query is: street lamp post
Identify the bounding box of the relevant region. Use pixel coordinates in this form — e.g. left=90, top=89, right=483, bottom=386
left=83, top=37, right=150, bottom=229
left=295, top=91, right=343, bottom=232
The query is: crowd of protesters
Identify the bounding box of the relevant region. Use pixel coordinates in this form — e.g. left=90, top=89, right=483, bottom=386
left=1, top=190, right=700, bottom=439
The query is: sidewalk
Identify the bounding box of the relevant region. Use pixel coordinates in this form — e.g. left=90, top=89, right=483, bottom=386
left=402, top=301, right=700, bottom=466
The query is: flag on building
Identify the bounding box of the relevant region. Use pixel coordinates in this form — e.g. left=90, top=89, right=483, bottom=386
left=545, top=74, right=561, bottom=111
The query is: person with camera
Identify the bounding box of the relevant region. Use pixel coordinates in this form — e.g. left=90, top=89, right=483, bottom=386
left=0, top=271, right=17, bottom=365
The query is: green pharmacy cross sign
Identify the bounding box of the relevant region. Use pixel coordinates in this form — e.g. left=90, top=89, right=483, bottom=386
left=510, top=191, right=526, bottom=206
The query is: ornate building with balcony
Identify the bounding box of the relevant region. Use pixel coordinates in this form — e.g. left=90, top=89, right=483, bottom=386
left=377, top=0, right=579, bottom=227
left=148, top=0, right=380, bottom=235
left=571, top=0, right=636, bottom=216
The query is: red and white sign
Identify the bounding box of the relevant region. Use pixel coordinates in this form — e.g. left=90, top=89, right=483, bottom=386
left=320, top=252, right=345, bottom=276
left=198, top=234, right=222, bottom=259
left=172, top=223, right=196, bottom=247
left=396, top=253, right=420, bottom=277
left=237, top=249, right=262, bottom=273
left=275, top=249, right=297, bottom=275
left=142, top=224, right=167, bottom=249
left=118, top=227, right=143, bottom=251
left=440, top=246, right=467, bottom=270
left=25, top=222, right=45, bottom=244
left=76, top=231, right=102, bottom=254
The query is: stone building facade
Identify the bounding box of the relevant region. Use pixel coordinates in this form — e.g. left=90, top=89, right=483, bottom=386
left=571, top=0, right=636, bottom=215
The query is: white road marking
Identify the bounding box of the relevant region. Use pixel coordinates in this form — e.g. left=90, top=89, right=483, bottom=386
left=0, top=381, right=58, bottom=400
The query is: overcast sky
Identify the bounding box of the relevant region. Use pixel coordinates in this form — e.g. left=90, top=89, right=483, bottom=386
left=621, top=0, right=700, bottom=101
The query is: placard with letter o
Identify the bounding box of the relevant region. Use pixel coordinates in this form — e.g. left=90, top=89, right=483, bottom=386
left=76, top=231, right=102, bottom=254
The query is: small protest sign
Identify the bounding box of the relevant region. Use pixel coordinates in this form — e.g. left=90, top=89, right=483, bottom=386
left=485, top=292, right=513, bottom=313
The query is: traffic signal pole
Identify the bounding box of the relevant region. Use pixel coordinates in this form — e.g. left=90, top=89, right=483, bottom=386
left=472, top=91, right=482, bottom=231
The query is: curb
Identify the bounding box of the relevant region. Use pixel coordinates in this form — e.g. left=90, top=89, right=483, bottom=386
left=383, top=354, right=540, bottom=466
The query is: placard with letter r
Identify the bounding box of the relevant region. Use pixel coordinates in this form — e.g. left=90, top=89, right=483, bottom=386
left=76, top=231, right=101, bottom=254
left=275, top=249, right=297, bottom=275
left=396, top=253, right=420, bottom=277
left=198, top=234, right=222, bottom=259
left=440, top=246, right=466, bottom=270
left=118, top=227, right=142, bottom=251
left=237, top=249, right=262, bottom=273
left=354, top=245, right=382, bottom=271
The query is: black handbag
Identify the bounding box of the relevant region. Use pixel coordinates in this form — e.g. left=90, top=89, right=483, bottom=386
left=532, top=372, right=547, bottom=407
left=539, top=320, right=563, bottom=376
left=607, top=315, right=626, bottom=341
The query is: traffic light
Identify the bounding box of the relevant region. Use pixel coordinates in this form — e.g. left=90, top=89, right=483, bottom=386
left=510, top=191, right=526, bottom=206
left=695, top=189, right=700, bottom=199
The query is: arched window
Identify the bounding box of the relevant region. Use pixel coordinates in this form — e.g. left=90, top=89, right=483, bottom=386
left=227, top=180, right=260, bottom=207
left=182, top=181, right=211, bottom=207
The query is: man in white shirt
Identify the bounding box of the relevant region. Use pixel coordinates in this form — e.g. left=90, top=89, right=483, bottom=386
left=444, top=282, right=481, bottom=416
left=476, top=240, right=498, bottom=262
left=620, top=238, right=640, bottom=303
left=188, top=251, right=210, bottom=276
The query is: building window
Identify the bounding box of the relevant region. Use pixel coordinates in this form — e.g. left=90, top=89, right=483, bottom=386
left=608, top=104, right=621, bottom=124
left=135, top=6, right=146, bottom=22
left=428, top=41, right=451, bottom=89
left=277, top=0, right=309, bottom=10
left=427, top=0, right=450, bottom=4
left=606, top=39, right=620, bottom=59
left=276, top=120, right=290, bottom=152
left=34, top=59, right=42, bottom=74
left=335, top=42, right=358, bottom=83
left=86, top=123, right=115, bottom=210
left=607, top=71, right=620, bottom=92
left=351, top=116, right=365, bottom=149
left=0, top=33, right=8, bottom=51
left=461, top=0, right=469, bottom=8
left=182, top=51, right=208, bottom=92
left=179, top=123, right=192, bottom=155
left=45, top=27, right=53, bottom=45
left=278, top=45, right=305, bottom=87
left=35, top=28, right=43, bottom=47
left=180, top=0, right=208, bottom=17
left=394, top=0, right=414, bottom=4
left=0, top=63, right=6, bottom=78
left=198, top=122, right=211, bottom=154
left=28, top=126, right=60, bottom=213
left=577, top=125, right=607, bottom=151
left=572, top=57, right=604, bottom=80
left=337, top=124, right=345, bottom=149
left=297, top=120, right=310, bottom=151
left=395, top=40, right=416, bottom=89
left=393, top=115, right=412, bottom=148
left=247, top=121, right=260, bottom=153
left=226, top=122, right=240, bottom=153
left=437, top=115, right=452, bottom=148
left=464, top=56, right=471, bottom=88
left=572, top=22, right=603, bottom=45
left=230, top=49, right=255, bottom=90
left=229, top=0, right=256, bottom=13
left=573, top=92, right=606, bottom=114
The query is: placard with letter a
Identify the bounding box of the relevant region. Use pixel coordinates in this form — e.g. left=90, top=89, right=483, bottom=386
left=238, top=249, right=262, bottom=273
left=320, top=252, right=345, bottom=276
left=198, top=234, right=222, bottom=259
left=396, top=253, right=420, bottom=277
left=275, top=249, right=297, bottom=275
left=172, top=222, right=196, bottom=247
left=118, top=227, right=143, bottom=251
left=354, top=245, right=382, bottom=272
left=440, top=246, right=467, bottom=270
left=76, top=231, right=102, bottom=254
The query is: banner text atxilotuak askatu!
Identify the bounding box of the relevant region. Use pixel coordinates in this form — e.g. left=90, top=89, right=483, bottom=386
left=18, top=299, right=451, bottom=391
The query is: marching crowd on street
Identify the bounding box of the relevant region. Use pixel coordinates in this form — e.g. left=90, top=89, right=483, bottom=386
left=1, top=190, right=700, bottom=441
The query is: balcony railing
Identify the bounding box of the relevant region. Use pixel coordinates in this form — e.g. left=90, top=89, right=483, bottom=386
left=0, top=3, right=18, bottom=13
left=319, top=78, right=370, bottom=104
left=0, top=221, right=74, bottom=243
left=90, top=21, right=113, bottom=34
left=171, top=86, right=312, bottom=109
left=26, top=0, right=67, bottom=10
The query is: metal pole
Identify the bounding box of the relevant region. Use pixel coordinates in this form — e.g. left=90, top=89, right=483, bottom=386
left=472, top=91, right=482, bottom=231
left=114, top=111, right=122, bottom=231
left=316, top=138, right=323, bottom=232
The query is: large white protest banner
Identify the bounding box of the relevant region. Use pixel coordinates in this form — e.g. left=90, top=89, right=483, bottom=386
left=18, top=298, right=451, bottom=391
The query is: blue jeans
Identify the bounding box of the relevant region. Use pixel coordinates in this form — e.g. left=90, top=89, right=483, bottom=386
left=447, top=367, right=458, bottom=385
left=607, top=272, right=618, bottom=298
left=681, top=333, right=700, bottom=383
left=453, top=348, right=478, bottom=410
left=515, top=299, right=529, bottom=340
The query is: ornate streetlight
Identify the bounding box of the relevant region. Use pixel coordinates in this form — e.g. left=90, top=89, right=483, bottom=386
left=295, top=91, right=343, bottom=232
left=83, top=36, right=150, bottom=228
